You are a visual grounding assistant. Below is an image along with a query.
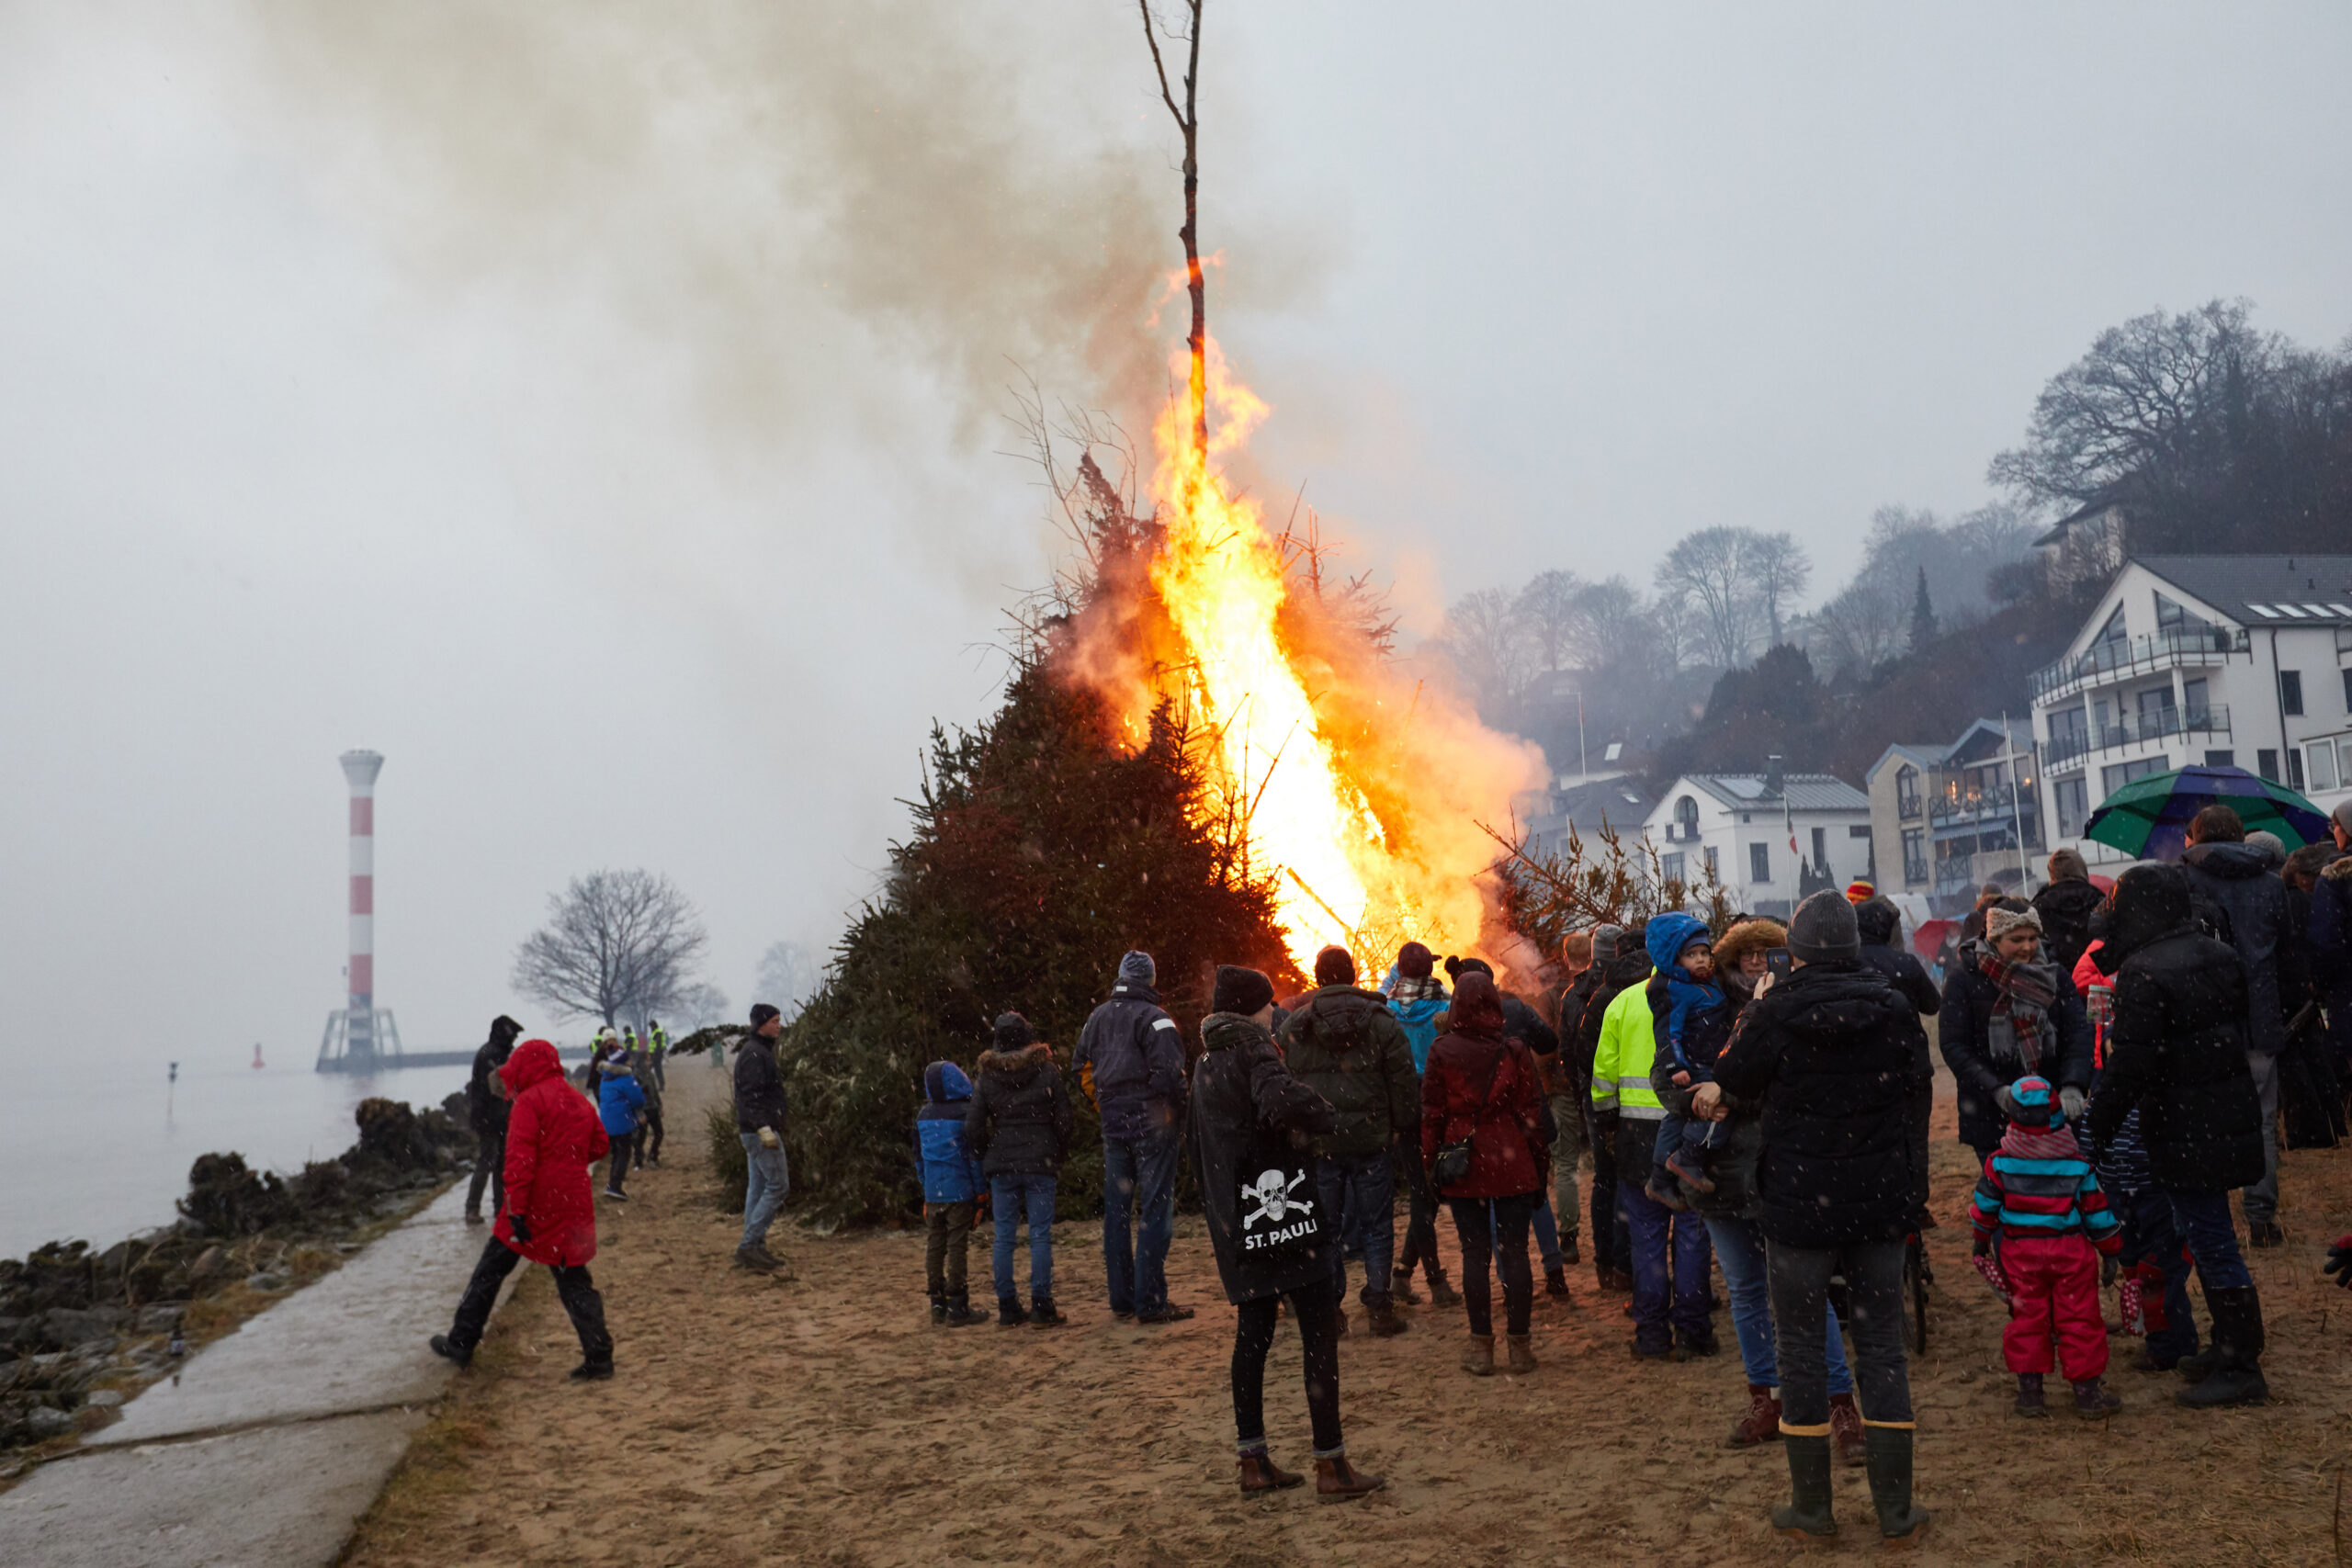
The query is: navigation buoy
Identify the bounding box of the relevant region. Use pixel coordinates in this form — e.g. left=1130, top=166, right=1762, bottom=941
left=253, top=1042, right=265, bottom=1070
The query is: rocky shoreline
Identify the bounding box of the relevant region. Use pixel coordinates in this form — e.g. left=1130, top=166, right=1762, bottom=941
left=0, top=1093, right=477, bottom=1463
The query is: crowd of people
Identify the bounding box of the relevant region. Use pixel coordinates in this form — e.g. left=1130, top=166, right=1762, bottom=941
left=419, top=795, right=2352, bottom=1546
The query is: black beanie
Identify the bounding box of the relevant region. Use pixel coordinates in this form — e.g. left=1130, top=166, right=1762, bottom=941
left=1396, top=942, right=1434, bottom=980
left=992, top=1012, right=1035, bottom=1051
left=749, top=1003, right=782, bottom=1029
left=1788, top=889, right=1860, bottom=964
left=1212, top=965, right=1275, bottom=1018
left=1313, top=945, right=1357, bottom=987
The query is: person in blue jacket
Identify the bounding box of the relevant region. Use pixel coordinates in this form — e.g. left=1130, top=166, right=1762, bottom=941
left=596, top=1060, right=647, bottom=1201
left=913, top=1061, right=989, bottom=1327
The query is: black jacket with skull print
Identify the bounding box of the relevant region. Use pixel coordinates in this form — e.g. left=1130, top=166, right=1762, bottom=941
left=1186, top=1010, right=1339, bottom=1304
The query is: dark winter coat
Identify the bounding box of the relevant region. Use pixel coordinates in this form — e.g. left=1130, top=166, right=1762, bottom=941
left=733, top=1033, right=789, bottom=1135
left=2086, top=866, right=2266, bottom=1194
left=2312, top=855, right=2352, bottom=1006
left=912, top=1062, right=987, bottom=1204
left=1939, top=945, right=2094, bottom=1152
left=1574, top=946, right=1655, bottom=1119
left=1653, top=978, right=1764, bottom=1219
left=1072, top=982, right=1188, bottom=1140
left=1187, top=1011, right=1338, bottom=1303
left=493, top=1039, right=608, bottom=1267
left=1545, top=967, right=1604, bottom=1100
left=2182, top=840, right=2302, bottom=1056
left=2031, top=877, right=2108, bottom=977
left=1419, top=1028, right=1549, bottom=1201
left=1711, top=962, right=1926, bottom=1250
left=1276, top=985, right=1420, bottom=1156
left=466, top=1019, right=522, bottom=1135
left=965, top=1043, right=1075, bottom=1178
left=1859, top=944, right=1940, bottom=1019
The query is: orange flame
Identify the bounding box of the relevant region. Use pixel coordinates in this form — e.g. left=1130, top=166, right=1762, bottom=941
left=1100, top=336, right=1547, bottom=976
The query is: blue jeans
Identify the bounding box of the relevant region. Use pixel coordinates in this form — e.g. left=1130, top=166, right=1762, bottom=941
left=1619, top=1178, right=1713, bottom=1348
left=1705, top=1215, right=1852, bottom=1394
left=2166, top=1188, right=2252, bottom=1292
left=1496, top=1196, right=1562, bottom=1270
left=1317, top=1150, right=1396, bottom=1305
left=2120, top=1188, right=2199, bottom=1361
left=991, top=1173, right=1057, bottom=1301
left=739, top=1133, right=787, bottom=1251
left=1102, top=1128, right=1180, bottom=1314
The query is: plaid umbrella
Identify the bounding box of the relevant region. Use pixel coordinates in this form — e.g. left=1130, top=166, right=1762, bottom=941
left=2083, top=764, right=2329, bottom=863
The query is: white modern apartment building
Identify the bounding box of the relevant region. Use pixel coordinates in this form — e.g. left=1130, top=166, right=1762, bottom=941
left=1641, top=772, right=1873, bottom=919
left=2030, top=555, right=2352, bottom=867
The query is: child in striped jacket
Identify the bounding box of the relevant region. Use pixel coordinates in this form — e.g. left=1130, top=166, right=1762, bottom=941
left=1973, top=1075, right=2123, bottom=1419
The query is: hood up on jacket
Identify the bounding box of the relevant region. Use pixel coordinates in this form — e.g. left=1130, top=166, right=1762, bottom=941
left=923, top=1060, right=975, bottom=1103
left=1448, top=972, right=1509, bottom=1039
left=2093, top=863, right=2195, bottom=975
left=978, top=1041, right=1053, bottom=1079
left=2184, top=840, right=2276, bottom=882
left=501, top=1038, right=562, bottom=1095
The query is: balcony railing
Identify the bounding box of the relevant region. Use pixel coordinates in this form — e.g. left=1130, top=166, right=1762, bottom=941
left=1928, top=779, right=2034, bottom=825
left=2043, top=705, right=2231, bottom=769
left=1902, top=855, right=1930, bottom=886
left=1933, top=856, right=1979, bottom=896
left=2030, top=625, right=2248, bottom=704
left=1897, top=795, right=1922, bottom=820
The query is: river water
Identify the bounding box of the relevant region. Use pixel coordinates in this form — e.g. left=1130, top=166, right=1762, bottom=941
left=13, top=1056, right=477, bottom=1262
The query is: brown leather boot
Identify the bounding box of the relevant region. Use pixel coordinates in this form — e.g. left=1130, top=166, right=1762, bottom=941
left=1367, top=1299, right=1409, bottom=1337
left=1315, top=1454, right=1385, bottom=1501
left=1724, top=1383, right=1782, bottom=1448
left=1506, top=1333, right=1538, bottom=1373
left=1237, top=1453, right=1304, bottom=1494
left=1425, top=1269, right=1463, bottom=1309
left=1462, top=1333, right=1496, bottom=1376
left=1829, top=1392, right=1866, bottom=1469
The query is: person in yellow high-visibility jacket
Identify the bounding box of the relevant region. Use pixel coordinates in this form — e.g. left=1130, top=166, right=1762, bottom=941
left=1590, top=928, right=1717, bottom=1359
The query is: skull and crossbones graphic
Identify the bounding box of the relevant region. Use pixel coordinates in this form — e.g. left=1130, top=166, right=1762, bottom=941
left=1241, top=1168, right=1314, bottom=1231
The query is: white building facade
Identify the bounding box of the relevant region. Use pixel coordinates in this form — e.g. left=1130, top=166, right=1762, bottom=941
left=1642, top=773, right=1874, bottom=919
left=2030, top=555, right=2352, bottom=867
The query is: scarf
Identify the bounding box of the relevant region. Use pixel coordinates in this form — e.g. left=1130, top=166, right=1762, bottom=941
left=1974, top=941, right=2059, bottom=1073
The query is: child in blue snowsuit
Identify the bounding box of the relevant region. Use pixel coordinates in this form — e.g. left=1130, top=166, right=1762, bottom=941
left=914, top=1061, right=989, bottom=1326
left=596, top=1061, right=646, bottom=1200
left=1643, top=912, right=1725, bottom=1206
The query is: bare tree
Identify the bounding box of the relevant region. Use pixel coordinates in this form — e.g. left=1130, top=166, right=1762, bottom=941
left=1810, top=581, right=1905, bottom=676
left=1654, top=526, right=1759, bottom=671
left=1434, top=587, right=1535, bottom=718
left=753, top=939, right=824, bottom=1023
left=1564, top=575, right=1648, bottom=668
left=513, top=869, right=710, bottom=1028
left=1745, top=531, right=1812, bottom=646
left=1137, top=0, right=1206, bottom=495
left=1514, top=569, right=1581, bottom=672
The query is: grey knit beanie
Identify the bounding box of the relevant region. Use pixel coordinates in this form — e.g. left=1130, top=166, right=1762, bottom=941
left=1590, top=924, right=1626, bottom=964
left=1787, top=890, right=1859, bottom=964
left=1116, top=950, right=1156, bottom=987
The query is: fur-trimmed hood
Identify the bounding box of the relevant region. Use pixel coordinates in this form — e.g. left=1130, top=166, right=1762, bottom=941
left=2324, top=853, right=2352, bottom=884
left=978, top=1042, right=1054, bottom=1080
left=1713, top=919, right=1788, bottom=971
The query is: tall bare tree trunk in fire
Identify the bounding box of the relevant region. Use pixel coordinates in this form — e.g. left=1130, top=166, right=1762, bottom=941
left=1138, top=0, right=1206, bottom=502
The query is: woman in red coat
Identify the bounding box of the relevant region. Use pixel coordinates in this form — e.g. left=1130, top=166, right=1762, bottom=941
left=1420, top=971, right=1552, bottom=1376
left=431, top=1038, right=616, bottom=1378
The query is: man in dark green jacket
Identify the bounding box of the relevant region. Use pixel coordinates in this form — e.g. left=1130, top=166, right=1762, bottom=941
left=1279, top=945, right=1422, bottom=1337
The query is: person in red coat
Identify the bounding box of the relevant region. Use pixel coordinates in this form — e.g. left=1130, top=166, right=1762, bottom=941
left=1420, top=971, right=1552, bottom=1376
left=431, top=1037, right=616, bottom=1378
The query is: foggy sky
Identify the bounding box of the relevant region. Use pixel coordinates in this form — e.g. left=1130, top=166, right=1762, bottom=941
left=4, top=2, right=2347, bottom=1068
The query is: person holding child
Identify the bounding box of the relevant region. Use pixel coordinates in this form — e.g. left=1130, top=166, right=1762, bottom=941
left=1972, top=1075, right=2123, bottom=1416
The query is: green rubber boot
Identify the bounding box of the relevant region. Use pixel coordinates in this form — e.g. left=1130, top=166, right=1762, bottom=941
left=1771, top=1433, right=1838, bottom=1543
left=1864, top=1426, right=1930, bottom=1548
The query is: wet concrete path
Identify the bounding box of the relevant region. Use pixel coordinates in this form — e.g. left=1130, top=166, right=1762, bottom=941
left=0, top=1181, right=497, bottom=1566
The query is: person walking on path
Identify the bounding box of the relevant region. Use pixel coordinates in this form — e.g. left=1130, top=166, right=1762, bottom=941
left=913, top=1060, right=988, bottom=1327
left=1972, top=1076, right=2123, bottom=1417
left=1189, top=964, right=1385, bottom=1500
left=2032, top=849, right=2107, bottom=976
left=1940, top=901, right=2094, bottom=1171
left=2085, top=863, right=2272, bottom=1409
left=1592, top=924, right=1713, bottom=1359
left=431, top=1037, right=615, bottom=1379
left=2180, top=804, right=2305, bottom=1246
left=734, top=1003, right=792, bottom=1273
left=1072, top=951, right=1193, bottom=1324
left=595, top=1058, right=645, bottom=1200
left=1281, top=943, right=1421, bottom=1338
left=1573, top=923, right=1647, bottom=1292
left=463, top=1014, right=522, bottom=1225
left=1384, top=942, right=1460, bottom=1309
left=1705, top=890, right=1930, bottom=1548
left=1422, top=970, right=1552, bottom=1376
left=1655, top=919, right=1869, bottom=1462
left=967, top=1012, right=1075, bottom=1328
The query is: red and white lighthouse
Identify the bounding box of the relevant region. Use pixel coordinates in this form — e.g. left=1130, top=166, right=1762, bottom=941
left=319, top=750, right=401, bottom=1070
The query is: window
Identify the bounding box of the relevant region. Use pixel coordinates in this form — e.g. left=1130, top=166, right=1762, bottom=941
left=2182, top=677, right=2210, bottom=724
left=1849, top=824, right=1872, bottom=837
left=2092, top=604, right=2128, bottom=655
left=1703, top=846, right=1720, bottom=879
left=2289, top=749, right=2306, bottom=790
left=2281, top=671, right=2304, bottom=716
left=1895, top=764, right=1920, bottom=818
left=1901, top=828, right=1928, bottom=886
left=1811, top=826, right=1827, bottom=869
left=2136, top=686, right=2177, bottom=736
left=2257, top=749, right=2278, bottom=783
left=1673, top=795, right=1699, bottom=840
left=2054, top=777, right=2088, bottom=838
left=2309, top=740, right=2340, bottom=795
left=2343, top=669, right=2352, bottom=715
left=1749, top=842, right=1770, bottom=884
left=2155, top=591, right=2189, bottom=630
left=2206, top=750, right=2235, bottom=768
left=1661, top=852, right=1686, bottom=885
left=2102, top=756, right=2166, bottom=796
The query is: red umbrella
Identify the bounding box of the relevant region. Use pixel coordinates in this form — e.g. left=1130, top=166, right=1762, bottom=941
left=1912, top=919, right=1959, bottom=964
left=2088, top=874, right=2116, bottom=895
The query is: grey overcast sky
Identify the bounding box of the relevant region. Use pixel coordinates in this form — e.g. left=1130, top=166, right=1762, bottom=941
left=4, top=2, right=2347, bottom=1066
